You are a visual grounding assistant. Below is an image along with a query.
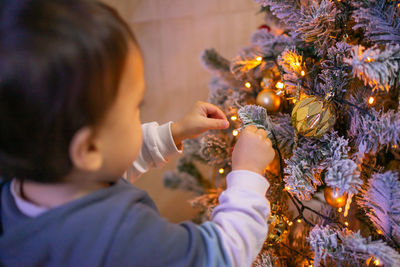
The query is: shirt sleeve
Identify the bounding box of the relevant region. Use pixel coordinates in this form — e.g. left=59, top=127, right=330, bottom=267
left=203, top=170, right=271, bottom=267
left=124, top=121, right=183, bottom=182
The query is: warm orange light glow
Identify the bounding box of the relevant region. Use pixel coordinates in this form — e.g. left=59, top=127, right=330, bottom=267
left=245, top=82, right=252, bottom=88
left=219, top=168, right=225, bottom=174
left=276, top=82, right=285, bottom=89
left=338, top=208, right=343, bottom=213
left=368, top=96, right=375, bottom=105
left=288, top=221, right=293, bottom=226
left=285, top=186, right=292, bottom=191
left=301, top=70, right=306, bottom=76
left=344, top=194, right=353, bottom=217
left=367, top=257, right=382, bottom=266
left=232, top=129, right=239, bottom=136
left=282, top=50, right=303, bottom=73
left=374, top=259, right=381, bottom=266
left=345, top=222, right=349, bottom=226
left=256, top=56, right=263, bottom=62
left=367, top=57, right=372, bottom=62
left=297, top=219, right=302, bottom=223
left=393, top=145, right=398, bottom=149
left=292, top=99, right=297, bottom=104
left=377, top=229, right=383, bottom=235
left=231, top=115, right=238, bottom=121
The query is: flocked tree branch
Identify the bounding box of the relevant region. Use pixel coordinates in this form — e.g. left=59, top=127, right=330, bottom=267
left=344, top=44, right=400, bottom=92
left=357, top=171, right=400, bottom=246
left=308, top=225, right=400, bottom=267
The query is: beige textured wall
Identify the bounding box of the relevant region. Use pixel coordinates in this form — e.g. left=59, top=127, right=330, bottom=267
left=103, top=0, right=264, bottom=222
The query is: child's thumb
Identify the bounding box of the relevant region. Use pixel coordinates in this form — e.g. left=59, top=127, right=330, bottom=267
left=204, top=118, right=230, bottom=130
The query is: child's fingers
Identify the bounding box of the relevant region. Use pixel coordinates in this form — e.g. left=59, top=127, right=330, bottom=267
left=203, top=117, right=230, bottom=129
left=255, top=128, right=267, bottom=138
left=198, top=101, right=228, bottom=121
left=243, top=125, right=258, bottom=133
left=265, top=138, right=273, bottom=148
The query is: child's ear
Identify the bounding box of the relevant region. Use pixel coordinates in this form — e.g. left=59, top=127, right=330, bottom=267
left=69, top=127, right=103, bottom=171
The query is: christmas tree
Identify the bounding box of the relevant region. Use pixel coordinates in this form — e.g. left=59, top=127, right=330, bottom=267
left=163, top=0, right=400, bottom=266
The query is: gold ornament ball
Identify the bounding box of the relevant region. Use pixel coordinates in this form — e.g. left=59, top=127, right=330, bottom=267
left=291, top=95, right=336, bottom=138
left=324, top=186, right=348, bottom=208
left=256, top=89, right=281, bottom=112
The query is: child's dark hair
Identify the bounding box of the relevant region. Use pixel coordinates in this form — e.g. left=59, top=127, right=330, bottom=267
left=0, top=0, right=136, bottom=183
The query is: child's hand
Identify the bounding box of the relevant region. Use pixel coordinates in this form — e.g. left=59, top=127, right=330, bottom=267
left=231, top=125, right=275, bottom=175
left=171, top=101, right=230, bottom=149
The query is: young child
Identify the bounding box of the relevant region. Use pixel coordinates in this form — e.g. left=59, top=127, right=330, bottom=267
left=0, top=0, right=275, bottom=266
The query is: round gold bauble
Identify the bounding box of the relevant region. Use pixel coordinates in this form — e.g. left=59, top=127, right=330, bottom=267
left=256, top=89, right=281, bottom=112
left=324, top=186, right=348, bottom=208
left=291, top=95, right=336, bottom=138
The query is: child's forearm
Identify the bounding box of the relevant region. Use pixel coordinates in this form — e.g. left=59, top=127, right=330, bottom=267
left=170, top=122, right=184, bottom=150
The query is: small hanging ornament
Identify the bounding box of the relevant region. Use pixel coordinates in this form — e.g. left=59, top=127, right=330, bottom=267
left=260, top=76, right=273, bottom=90
left=260, top=68, right=280, bottom=90
left=258, top=24, right=271, bottom=32
left=324, top=186, right=348, bottom=208
left=256, top=89, right=282, bottom=112
left=291, top=94, right=336, bottom=138
left=266, top=213, right=289, bottom=245
left=265, top=203, right=289, bottom=245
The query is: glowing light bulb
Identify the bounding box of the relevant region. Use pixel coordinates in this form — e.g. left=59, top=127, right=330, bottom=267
left=219, top=168, right=225, bottom=174
left=275, top=82, right=285, bottom=89
left=232, top=129, right=239, bottom=136
left=393, top=145, right=398, bottom=149
left=245, top=82, right=251, bottom=88
left=301, top=70, right=305, bottom=76
left=368, top=96, right=375, bottom=105
left=367, top=57, right=372, bottom=62
left=288, top=221, right=293, bottom=226
left=297, top=219, right=302, bottom=223
left=338, top=207, right=343, bottom=213
left=345, top=222, right=349, bottom=226
left=292, top=99, right=297, bottom=104
left=374, top=259, right=381, bottom=266
left=295, top=62, right=300, bottom=66
left=231, top=115, right=237, bottom=121
left=285, top=186, right=292, bottom=191
left=256, top=56, right=263, bottom=62
left=377, top=229, right=383, bottom=234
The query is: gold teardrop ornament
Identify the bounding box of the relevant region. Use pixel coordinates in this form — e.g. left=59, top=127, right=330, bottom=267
left=291, top=95, right=336, bottom=138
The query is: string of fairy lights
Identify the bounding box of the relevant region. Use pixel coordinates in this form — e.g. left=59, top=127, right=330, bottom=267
left=211, top=53, right=387, bottom=266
